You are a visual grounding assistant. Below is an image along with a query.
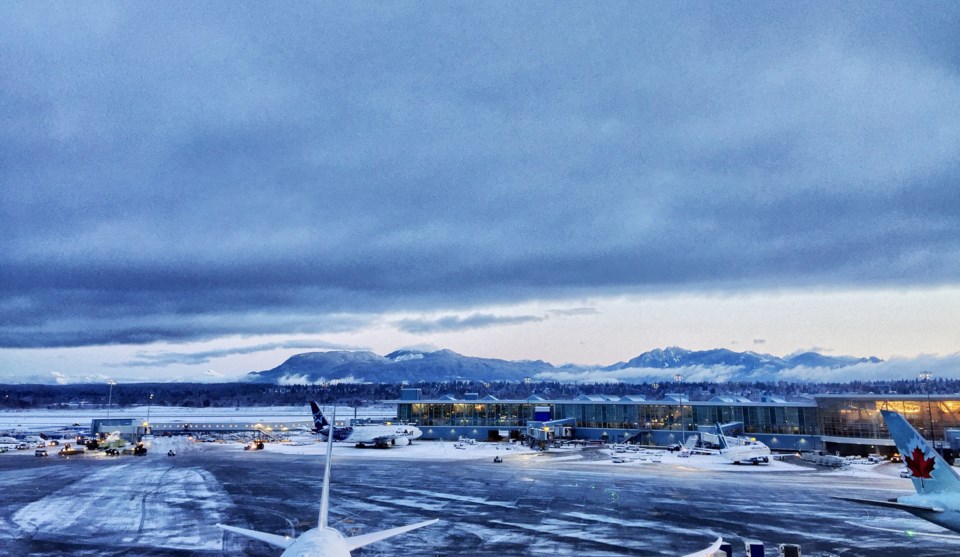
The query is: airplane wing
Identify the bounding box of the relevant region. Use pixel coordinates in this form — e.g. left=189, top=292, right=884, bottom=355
left=679, top=536, right=723, bottom=557
left=216, top=523, right=296, bottom=549
left=844, top=521, right=960, bottom=540
left=344, top=518, right=439, bottom=551
left=832, top=496, right=945, bottom=513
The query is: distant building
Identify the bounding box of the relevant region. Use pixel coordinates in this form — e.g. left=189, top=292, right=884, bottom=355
left=90, top=418, right=146, bottom=442
left=392, top=390, right=818, bottom=450
left=391, top=391, right=960, bottom=455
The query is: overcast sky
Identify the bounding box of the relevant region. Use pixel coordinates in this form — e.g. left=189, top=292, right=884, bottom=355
left=2, top=4, right=959, bottom=383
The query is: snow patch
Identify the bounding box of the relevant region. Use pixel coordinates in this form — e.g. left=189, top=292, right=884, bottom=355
left=276, top=373, right=365, bottom=385
left=392, top=352, right=425, bottom=362
left=13, top=461, right=230, bottom=549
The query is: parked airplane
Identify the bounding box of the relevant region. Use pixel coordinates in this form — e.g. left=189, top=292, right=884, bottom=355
left=218, top=409, right=438, bottom=556
left=714, top=423, right=770, bottom=464
left=835, top=409, right=960, bottom=534
left=309, top=402, right=422, bottom=448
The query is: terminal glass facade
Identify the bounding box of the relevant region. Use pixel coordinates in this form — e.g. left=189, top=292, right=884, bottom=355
left=818, top=397, right=960, bottom=441
left=399, top=401, right=818, bottom=435
left=401, top=403, right=534, bottom=428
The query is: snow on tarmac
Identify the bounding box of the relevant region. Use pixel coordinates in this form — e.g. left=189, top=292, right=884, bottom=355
left=13, top=461, right=229, bottom=550
left=264, top=435, right=832, bottom=476
left=264, top=436, right=542, bottom=460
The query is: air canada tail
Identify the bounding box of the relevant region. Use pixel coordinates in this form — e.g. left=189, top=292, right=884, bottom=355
left=310, top=401, right=329, bottom=431
left=882, top=409, right=960, bottom=495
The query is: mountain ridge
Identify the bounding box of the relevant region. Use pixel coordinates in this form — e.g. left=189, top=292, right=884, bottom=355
left=247, top=347, right=883, bottom=384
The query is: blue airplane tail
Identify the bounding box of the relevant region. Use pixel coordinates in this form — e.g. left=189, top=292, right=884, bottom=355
left=309, top=401, right=329, bottom=431
left=881, top=409, right=960, bottom=495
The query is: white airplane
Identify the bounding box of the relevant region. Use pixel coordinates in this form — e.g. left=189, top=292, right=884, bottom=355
left=714, top=423, right=770, bottom=464
left=835, top=409, right=960, bottom=534
left=310, top=402, right=422, bottom=448
left=217, top=408, right=438, bottom=556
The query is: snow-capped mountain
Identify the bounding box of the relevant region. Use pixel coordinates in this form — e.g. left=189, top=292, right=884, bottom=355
left=606, top=347, right=878, bottom=372
left=247, top=349, right=556, bottom=384
left=247, top=347, right=882, bottom=384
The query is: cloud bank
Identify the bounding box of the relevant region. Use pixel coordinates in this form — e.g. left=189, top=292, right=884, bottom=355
left=395, top=313, right=544, bottom=334
left=115, top=340, right=363, bottom=368
left=535, top=353, right=960, bottom=383
left=1, top=4, right=958, bottom=349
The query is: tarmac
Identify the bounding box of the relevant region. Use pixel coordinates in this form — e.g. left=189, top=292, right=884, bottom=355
left=1, top=441, right=958, bottom=556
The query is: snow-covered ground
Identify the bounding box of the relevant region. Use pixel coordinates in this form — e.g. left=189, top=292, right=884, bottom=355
left=0, top=430, right=944, bottom=556
left=261, top=438, right=912, bottom=479
left=0, top=406, right=921, bottom=484
left=0, top=403, right=915, bottom=483
left=12, top=460, right=230, bottom=551
left=262, top=437, right=543, bottom=460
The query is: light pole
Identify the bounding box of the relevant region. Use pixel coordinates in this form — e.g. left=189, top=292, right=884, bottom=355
left=919, top=371, right=934, bottom=446
left=107, top=380, right=116, bottom=419
left=146, top=393, right=154, bottom=433
left=650, top=383, right=660, bottom=445
left=674, top=373, right=685, bottom=443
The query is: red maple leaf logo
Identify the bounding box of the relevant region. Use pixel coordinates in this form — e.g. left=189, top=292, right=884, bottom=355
left=905, top=446, right=935, bottom=479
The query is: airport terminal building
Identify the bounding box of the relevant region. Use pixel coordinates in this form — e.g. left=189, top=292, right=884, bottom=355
left=393, top=389, right=960, bottom=455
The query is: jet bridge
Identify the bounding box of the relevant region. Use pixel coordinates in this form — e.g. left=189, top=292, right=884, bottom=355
left=526, top=418, right=576, bottom=448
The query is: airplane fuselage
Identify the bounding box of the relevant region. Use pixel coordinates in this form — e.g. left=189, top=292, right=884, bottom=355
left=720, top=444, right=771, bottom=464
left=281, top=527, right=351, bottom=557
left=321, top=424, right=421, bottom=447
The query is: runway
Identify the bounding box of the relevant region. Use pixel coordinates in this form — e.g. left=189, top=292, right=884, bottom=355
left=1, top=443, right=957, bottom=556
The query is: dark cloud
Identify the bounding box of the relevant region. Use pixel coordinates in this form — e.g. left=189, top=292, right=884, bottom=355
left=1, top=4, right=959, bottom=348
left=113, top=340, right=363, bottom=368
left=395, top=314, right=544, bottom=334
left=0, top=311, right=373, bottom=349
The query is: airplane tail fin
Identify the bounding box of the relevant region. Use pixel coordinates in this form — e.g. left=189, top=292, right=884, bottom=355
left=344, top=518, right=439, bottom=551
left=309, top=401, right=329, bottom=430
left=881, top=409, right=960, bottom=495
left=714, top=423, right=728, bottom=450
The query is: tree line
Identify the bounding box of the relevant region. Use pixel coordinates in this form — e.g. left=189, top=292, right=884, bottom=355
left=0, top=377, right=952, bottom=410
